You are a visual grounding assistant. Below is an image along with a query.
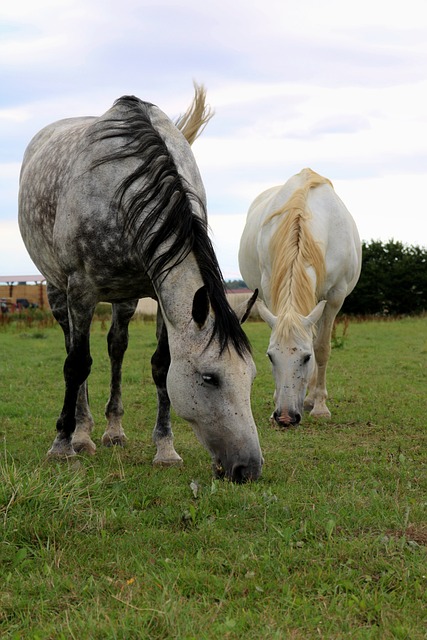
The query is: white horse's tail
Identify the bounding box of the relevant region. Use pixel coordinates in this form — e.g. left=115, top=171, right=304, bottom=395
left=175, top=82, right=214, bottom=145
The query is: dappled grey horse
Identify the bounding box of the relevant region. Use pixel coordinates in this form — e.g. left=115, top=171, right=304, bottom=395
left=18, top=86, right=262, bottom=482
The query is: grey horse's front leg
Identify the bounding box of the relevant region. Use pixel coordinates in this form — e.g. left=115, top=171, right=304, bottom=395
left=101, top=300, right=138, bottom=446
left=72, top=380, right=96, bottom=454
left=151, top=309, right=182, bottom=466
left=47, top=281, right=96, bottom=457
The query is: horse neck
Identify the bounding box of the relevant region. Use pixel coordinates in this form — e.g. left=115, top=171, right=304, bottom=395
left=155, top=252, right=204, bottom=330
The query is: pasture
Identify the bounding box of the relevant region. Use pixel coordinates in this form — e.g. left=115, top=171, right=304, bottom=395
left=0, top=315, right=426, bottom=639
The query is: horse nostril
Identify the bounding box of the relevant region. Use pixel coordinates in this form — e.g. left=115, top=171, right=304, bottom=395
left=274, top=410, right=301, bottom=427
left=230, top=463, right=247, bottom=484
left=230, top=459, right=262, bottom=483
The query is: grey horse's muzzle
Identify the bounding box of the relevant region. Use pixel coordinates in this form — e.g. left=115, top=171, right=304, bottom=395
left=213, top=455, right=263, bottom=483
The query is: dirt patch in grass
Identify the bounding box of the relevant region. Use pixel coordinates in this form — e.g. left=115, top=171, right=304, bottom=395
left=386, top=525, right=427, bottom=546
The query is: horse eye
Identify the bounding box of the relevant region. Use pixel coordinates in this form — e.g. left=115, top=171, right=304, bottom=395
left=303, top=354, right=311, bottom=364
left=202, top=374, right=220, bottom=387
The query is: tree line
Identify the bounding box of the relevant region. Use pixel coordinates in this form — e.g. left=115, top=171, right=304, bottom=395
left=228, top=240, right=427, bottom=316
left=342, top=240, right=427, bottom=316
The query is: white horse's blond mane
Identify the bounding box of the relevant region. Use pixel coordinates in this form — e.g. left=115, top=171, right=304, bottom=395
left=265, top=168, right=331, bottom=340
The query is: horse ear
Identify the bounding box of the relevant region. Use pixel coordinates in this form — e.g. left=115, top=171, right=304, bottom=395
left=303, top=300, right=327, bottom=329
left=192, top=286, right=210, bottom=329
left=236, top=288, right=259, bottom=324
left=257, top=300, right=277, bottom=329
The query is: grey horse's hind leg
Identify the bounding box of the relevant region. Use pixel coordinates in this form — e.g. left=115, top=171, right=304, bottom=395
left=47, top=280, right=96, bottom=457
left=151, top=309, right=182, bottom=466
left=101, top=300, right=138, bottom=446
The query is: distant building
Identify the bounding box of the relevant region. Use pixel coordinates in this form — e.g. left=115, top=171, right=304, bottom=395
left=0, top=275, right=48, bottom=309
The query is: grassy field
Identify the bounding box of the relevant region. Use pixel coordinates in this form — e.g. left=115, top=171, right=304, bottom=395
left=0, top=314, right=426, bottom=639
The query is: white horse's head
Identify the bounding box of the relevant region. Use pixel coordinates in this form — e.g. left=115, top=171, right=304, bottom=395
left=166, top=287, right=263, bottom=482
left=258, top=300, right=326, bottom=426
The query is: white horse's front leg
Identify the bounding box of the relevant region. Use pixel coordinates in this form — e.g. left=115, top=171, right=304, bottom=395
left=309, top=361, right=332, bottom=419
left=306, top=303, right=340, bottom=419
left=304, top=364, right=317, bottom=412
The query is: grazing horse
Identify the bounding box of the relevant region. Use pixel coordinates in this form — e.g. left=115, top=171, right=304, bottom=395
left=239, top=168, right=361, bottom=426
left=18, top=85, right=263, bottom=482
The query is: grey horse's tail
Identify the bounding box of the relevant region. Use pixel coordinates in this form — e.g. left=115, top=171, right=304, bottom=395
left=175, top=83, right=214, bottom=145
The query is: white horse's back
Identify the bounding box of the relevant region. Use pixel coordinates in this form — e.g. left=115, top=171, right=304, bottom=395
left=239, top=168, right=361, bottom=308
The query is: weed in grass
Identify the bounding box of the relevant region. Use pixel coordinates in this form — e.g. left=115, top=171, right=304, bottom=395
left=331, top=315, right=350, bottom=349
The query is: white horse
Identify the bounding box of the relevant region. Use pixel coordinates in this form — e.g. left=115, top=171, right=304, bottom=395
left=239, top=168, right=361, bottom=426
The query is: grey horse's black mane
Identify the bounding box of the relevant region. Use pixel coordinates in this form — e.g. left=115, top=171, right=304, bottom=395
left=91, top=95, right=250, bottom=357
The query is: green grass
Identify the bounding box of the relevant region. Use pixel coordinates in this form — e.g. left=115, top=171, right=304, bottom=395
left=0, top=316, right=426, bottom=639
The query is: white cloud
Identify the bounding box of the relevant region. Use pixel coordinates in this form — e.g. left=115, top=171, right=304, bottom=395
left=1, top=0, right=427, bottom=279
left=334, top=174, right=427, bottom=247
left=0, top=221, right=38, bottom=276
left=208, top=214, right=249, bottom=280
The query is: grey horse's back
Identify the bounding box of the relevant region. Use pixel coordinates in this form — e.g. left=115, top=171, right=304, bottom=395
left=20, top=117, right=96, bottom=178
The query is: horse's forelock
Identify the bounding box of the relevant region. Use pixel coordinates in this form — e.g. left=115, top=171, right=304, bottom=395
left=275, top=309, right=313, bottom=345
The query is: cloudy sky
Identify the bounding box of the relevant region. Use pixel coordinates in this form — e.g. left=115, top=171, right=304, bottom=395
left=1, top=0, right=426, bottom=280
